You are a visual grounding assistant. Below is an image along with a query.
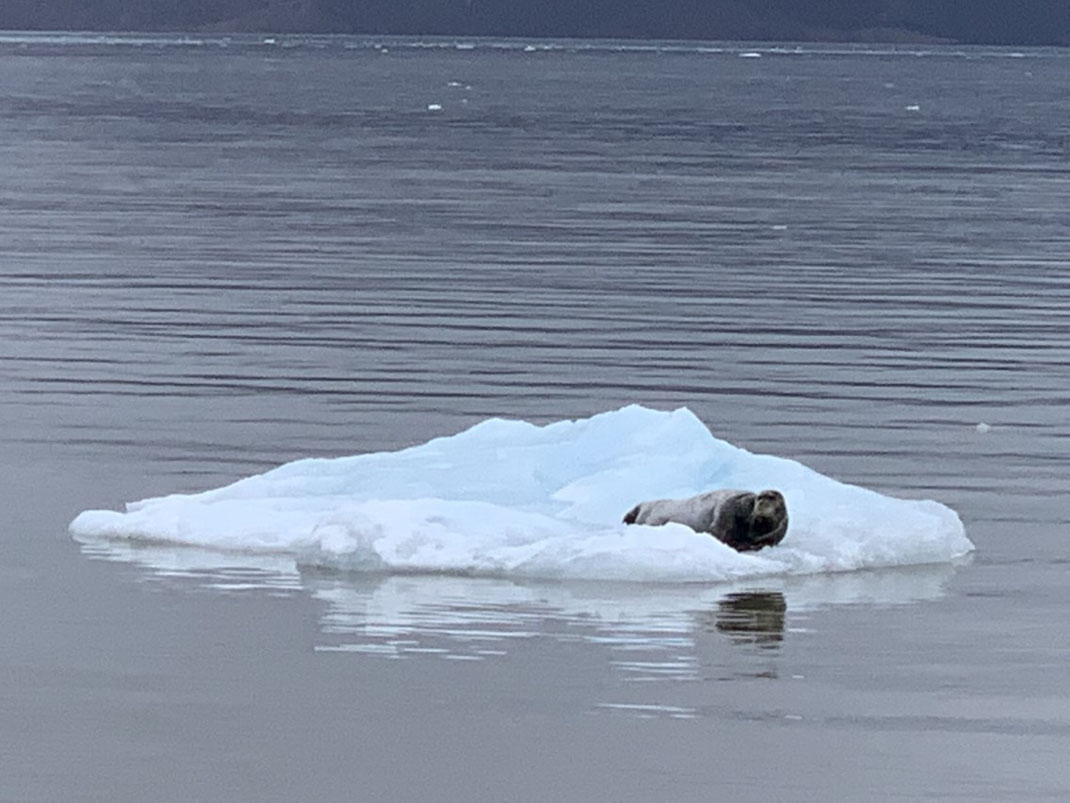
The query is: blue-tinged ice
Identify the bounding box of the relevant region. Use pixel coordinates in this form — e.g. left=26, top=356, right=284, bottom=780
left=70, top=406, right=972, bottom=583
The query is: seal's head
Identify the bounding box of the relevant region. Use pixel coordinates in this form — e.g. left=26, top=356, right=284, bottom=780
left=751, top=490, right=786, bottom=532
left=737, top=490, right=788, bottom=551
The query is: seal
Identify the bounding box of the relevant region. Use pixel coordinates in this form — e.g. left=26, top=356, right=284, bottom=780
left=622, top=489, right=788, bottom=552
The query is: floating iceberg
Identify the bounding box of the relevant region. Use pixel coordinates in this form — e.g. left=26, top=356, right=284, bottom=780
left=70, top=406, right=972, bottom=583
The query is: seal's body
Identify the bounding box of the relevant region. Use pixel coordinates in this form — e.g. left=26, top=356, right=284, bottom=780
left=623, top=489, right=788, bottom=552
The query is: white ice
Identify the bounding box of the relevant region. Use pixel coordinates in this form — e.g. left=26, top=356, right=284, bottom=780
left=70, top=405, right=972, bottom=583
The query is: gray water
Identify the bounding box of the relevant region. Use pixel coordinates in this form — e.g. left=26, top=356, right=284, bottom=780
left=1, top=33, right=1068, bottom=801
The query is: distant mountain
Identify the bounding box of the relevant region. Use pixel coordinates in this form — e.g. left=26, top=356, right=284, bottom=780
left=1, top=0, right=1068, bottom=46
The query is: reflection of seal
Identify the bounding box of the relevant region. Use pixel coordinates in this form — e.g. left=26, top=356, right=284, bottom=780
left=622, top=489, right=788, bottom=552
left=715, top=592, right=787, bottom=646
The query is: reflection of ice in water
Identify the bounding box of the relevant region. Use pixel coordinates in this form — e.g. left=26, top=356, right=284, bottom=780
left=308, top=565, right=957, bottom=681
left=596, top=703, right=698, bottom=720
left=78, top=539, right=302, bottom=594
left=310, top=575, right=712, bottom=681
left=78, top=535, right=957, bottom=664
left=78, top=536, right=959, bottom=716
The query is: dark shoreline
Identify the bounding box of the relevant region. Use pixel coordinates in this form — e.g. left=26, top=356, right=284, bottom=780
left=2, top=1, right=1070, bottom=47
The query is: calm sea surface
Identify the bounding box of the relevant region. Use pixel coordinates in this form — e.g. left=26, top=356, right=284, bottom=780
left=1, top=33, right=1068, bottom=801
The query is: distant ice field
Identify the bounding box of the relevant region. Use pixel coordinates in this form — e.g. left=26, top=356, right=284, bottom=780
left=0, top=32, right=1059, bottom=61
left=70, top=406, right=972, bottom=582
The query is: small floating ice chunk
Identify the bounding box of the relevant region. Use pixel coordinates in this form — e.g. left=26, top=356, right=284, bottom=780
left=262, top=37, right=276, bottom=45
left=975, top=422, right=992, bottom=434
left=447, top=81, right=463, bottom=87
left=427, top=103, right=443, bottom=112
left=524, top=45, right=537, bottom=52
left=739, top=51, right=762, bottom=58
left=905, top=104, right=921, bottom=112
left=69, top=406, right=972, bottom=583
